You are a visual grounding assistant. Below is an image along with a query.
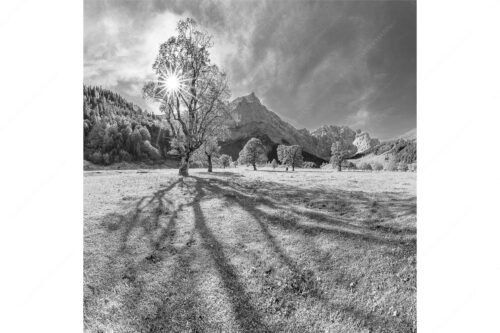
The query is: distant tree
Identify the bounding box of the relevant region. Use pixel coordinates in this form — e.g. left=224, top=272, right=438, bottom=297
left=220, top=154, right=231, bottom=168
left=142, top=140, right=162, bottom=161
left=142, top=18, right=231, bottom=176
left=192, top=136, right=221, bottom=172
left=330, top=139, right=357, bottom=171
left=87, top=121, right=106, bottom=149
left=238, top=137, right=267, bottom=170
left=193, top=125, right=229, bottom=172
left=139, top=126, right=151, bottom=142
left=360, top=162, right=372, bottom=171
left=277, top=145, right=304, bottom=171
left=119, top=150, right=132, bottom=162
left=129, top=128, right=143, bottom=159
left=271, top=159, right=278, bottom=169
left=372, top=162, right=384, bottom=171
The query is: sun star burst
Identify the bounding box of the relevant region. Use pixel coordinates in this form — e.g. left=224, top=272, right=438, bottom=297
left=157, top=65, right=191, bottom=102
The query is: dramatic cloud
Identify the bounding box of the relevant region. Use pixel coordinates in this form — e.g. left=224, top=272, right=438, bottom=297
left=84, top=0, right=416, bottom=139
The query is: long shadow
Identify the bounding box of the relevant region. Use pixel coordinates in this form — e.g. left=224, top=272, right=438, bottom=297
left=192, top=176, right=414, bottom=248
left=188, top=176, right=414, bottom=332
left=189, top=179, right=271, bottom=332
left=197, top=177, right=301, bottom=274
left=89, top=173, right=416, bottom=332
left=89, top=179, right=185, bottom=295
left=114, top=179, right=183, bottom=252
left=196, top=171, right=244, bottom=178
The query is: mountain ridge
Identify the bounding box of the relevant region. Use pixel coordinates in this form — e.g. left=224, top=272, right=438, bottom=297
left=222, top=92, right=382, bottom=162
left=83, top=86, right=413, bottom=166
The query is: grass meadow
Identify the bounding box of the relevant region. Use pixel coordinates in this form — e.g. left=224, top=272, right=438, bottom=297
left=84, top=167, right=416, bottom=332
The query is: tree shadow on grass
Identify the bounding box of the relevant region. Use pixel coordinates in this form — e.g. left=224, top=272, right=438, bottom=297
left=89, top=173, right=416, bottom=332
left=192, top=175, right=415, bottom=247
left=188, top=176, right=415, bottom=332
left=93, top=177, right=271, bottom=332
left=188, top=180, right=272, bottom=332
left=196, top=171, right=244, bottom=178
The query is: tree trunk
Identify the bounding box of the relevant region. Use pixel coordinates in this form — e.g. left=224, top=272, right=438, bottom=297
left=179, top=152, right=190, bottom=176
left=252, top=163, right=257, bottom=171
left=207, top=154, right=212, bottom=172
left=292, top=164, right=295, bottom=171
left=337, top=162, right=342, bottom=172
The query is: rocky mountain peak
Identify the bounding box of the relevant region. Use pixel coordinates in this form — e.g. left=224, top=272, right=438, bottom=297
left=231, top=92, right=262, bottom=108
left=223, top=92, right=383, bottom=162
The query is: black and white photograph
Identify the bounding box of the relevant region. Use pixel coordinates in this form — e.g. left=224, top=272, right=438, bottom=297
left=2, top=0, right=500, bottom=332
left=83, top=1, right=416, bottom=332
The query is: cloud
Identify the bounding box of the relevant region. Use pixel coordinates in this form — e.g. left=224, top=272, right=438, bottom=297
left=84, top=0, right=416, bottom=139
left=348, top=108, right=372, bottom=129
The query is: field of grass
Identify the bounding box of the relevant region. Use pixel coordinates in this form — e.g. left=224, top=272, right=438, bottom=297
left=84, top=167, right=416, bottom=332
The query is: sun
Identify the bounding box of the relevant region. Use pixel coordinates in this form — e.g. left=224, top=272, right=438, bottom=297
left=165, top=74, right=180, bottom=93
left=157, top=65, right=189, bottom=100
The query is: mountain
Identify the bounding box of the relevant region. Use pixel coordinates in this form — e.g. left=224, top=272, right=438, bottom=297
left=221, top=92, right=381, bottom=164
left=83, top=87, right=388, bottom=167
left=221, top=93, right=325, bottom=163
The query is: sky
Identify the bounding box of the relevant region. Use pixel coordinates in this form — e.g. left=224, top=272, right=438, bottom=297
left=84, top=0, right=416, bottom=140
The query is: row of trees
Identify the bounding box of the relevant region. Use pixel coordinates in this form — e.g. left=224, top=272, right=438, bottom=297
left=236, top=138, right=305, bottom=171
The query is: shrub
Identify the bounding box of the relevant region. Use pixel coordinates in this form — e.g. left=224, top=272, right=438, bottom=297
left=320, top=162, right=331, bottom=169
left=397, top=162, right=408, bottom=172
left=190, top=160, right=204, bottom=168
left=408, top=163, right=417, bottom=172
left=372, top=162, right=384, bottom=171
left=359, top=162, right=372, bottom=171
left=303, top=161, right=316, bottom=169
left=345, top=161, right=357, bottom=170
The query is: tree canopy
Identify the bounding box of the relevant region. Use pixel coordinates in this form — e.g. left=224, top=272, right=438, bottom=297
left=330, top=139, right=357, bottom=171
left=238, top=138, right=268, bottom=170
left=143, top=18, right=231, bottom=176
left=277, top=145, right=304, bottom=171
left=220, top=154, right=232, bottom=168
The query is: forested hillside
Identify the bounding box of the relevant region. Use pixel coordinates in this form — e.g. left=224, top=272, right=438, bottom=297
left=83, top=86, right=172, bottom=165
left=371, top=139, right=417, bottom=164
